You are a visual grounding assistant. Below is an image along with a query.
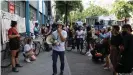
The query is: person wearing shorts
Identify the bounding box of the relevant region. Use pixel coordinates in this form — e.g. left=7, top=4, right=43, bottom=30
left=8, top=21, right=22, bottom=72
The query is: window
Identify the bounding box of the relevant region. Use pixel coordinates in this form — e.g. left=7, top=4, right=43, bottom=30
left=20, top=2, right=25, bottom=17
left=1, top=1, right=8, bottom=12
left=14, top=1, right=25, bottom=17
left=30, top=5, right=36, bottom=21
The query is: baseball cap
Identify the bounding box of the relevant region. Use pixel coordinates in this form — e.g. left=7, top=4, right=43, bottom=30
left=56, top=20, right=64, bottom=26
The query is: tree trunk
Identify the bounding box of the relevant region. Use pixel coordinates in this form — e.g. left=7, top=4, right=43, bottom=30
left=125, top=17, right=127, bottom=24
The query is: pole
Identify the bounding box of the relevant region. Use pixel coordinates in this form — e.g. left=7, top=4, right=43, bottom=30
left=26, top=0, right=30, bottom=36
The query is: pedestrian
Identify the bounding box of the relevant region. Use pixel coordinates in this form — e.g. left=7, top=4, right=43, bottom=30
left=116, top=24, right=133, bottom=74
left=52, top=21, right=67, bottom=75
left=8, top=21, right=22, bottom=72
left=34, top=23, right=39, bottom=38
left=75, top=26, right=84, bottom=54
left=110, top=25, right=122, bottom=75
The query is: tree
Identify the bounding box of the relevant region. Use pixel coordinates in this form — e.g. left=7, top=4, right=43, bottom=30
left=111, top=0, right=133, bottom=24
left=84, top=3, right=109, bottom=17
left=69, top=3, right=109, bottom=22
left=55, top=1, right=83, bottom=24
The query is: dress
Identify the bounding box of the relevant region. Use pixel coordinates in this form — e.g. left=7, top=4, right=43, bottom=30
left=8, top=28, right=20, bottom=50
left=110, top=34, right=122, bottom=70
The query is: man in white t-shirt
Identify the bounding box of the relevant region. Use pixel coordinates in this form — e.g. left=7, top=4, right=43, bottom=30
left=52, top=21, right=67, bottom=75
left=76, top=26, right=84, bottom=53
left=76, top=19, right=83, bottom=27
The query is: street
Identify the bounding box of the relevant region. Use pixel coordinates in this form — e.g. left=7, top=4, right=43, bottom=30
left=66, top=50, right=112, bottom=75
left=2, top=50, right=115, bottom=75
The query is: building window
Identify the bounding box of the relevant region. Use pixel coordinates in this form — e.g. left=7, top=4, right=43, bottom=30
left=1, top=1, right=8, bottom=12
left=30, top=5, right=36, bottom=21
left=20, top=2, right=25, bottom=17
left=39, top=12, right=42, bottom=24
left=14, top=1, right=25, bottom=17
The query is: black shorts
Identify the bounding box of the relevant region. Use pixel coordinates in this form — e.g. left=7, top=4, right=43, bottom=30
left=9, top=40, right=20, bottom=50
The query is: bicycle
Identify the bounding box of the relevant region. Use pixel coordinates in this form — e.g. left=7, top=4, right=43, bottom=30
left=65, top=37, right=76, bottom=51
left=32, top=35, right=46, bottom=56
left=1, top=42, right=11, bottom=68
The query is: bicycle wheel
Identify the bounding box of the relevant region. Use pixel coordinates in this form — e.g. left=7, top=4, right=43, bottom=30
left=20, top=41, right=24, bottom=52
left=81, top=40, right=88, bottom=55
left=33, top=42, right=40, bottom=56
left=65, top=40, right=73, bottom=51
left=1, top=49, right=11, bottom=68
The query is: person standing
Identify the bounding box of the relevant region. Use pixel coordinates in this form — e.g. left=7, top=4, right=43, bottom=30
left=116, top=24, right=133, bottom=74
left=34, top=23, right=39, bottom=37
left=76, top=26, right=84, bottom=54
left=52, top=21, right=67, bottom=75
left=110, top=25, right=122, bottom=75
left=8, top=21, right=22, bottom=72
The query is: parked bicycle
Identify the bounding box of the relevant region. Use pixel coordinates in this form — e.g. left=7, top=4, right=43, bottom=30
left=1, top=42, right=11, bottom=75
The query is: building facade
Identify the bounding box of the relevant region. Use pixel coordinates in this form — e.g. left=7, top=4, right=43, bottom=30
left=0, top=1, right=53, bottom=52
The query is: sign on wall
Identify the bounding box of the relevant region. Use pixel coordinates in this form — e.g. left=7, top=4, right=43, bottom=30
left=9, top=1, right=15, bottom=14
left=1, top=10, right=26, bottom=44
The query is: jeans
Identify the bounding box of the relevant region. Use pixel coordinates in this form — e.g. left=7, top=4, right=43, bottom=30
left=76, top=38, right=83, bottom=50
left=52, top=50, right=65, bottom=74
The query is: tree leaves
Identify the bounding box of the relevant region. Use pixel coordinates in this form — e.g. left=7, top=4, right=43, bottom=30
left=55, top=1, right=83, bottom=17
left=111, top=0, right=133, bottom=20
left=69, top=3, right=109, bottom=22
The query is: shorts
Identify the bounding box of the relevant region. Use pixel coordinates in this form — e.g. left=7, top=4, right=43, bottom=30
left=9, top=40, right=20, bottom=50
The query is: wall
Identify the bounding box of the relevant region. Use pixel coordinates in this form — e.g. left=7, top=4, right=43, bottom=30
left=39, top=0, right=42, bottom=13
left=29, top=1, right=38, bottom=9
left=1, top=10, right=26, bottom=44
left=0, top=3, right=1, bottom=51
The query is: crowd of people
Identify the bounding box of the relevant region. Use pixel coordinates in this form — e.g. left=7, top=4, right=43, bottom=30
left=7, top=19, right=133, bottom=75
left=66, top=20, right=133, bottom=75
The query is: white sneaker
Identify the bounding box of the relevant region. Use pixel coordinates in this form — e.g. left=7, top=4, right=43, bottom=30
left=25, top=58, right=31, bottom=63
left=104, top=67, right=110, bottom=70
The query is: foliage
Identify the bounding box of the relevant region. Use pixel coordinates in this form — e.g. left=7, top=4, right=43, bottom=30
left=111, top=0, right=133, bottom=20
left=69, top=3, right=109, bottom=22
left=55, top=1, right=83, bottom=17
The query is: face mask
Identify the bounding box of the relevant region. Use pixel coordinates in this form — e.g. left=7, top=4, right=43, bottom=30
left=122, top=31, right=127, bottom=36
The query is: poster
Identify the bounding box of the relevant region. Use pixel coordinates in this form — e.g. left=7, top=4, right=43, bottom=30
left=1, top=10, right=26, bottom=44
left=0, top=11, right=1, bottom=69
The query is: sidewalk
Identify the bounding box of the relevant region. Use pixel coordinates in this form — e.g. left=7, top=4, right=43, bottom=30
left=7, top=51, right=71, bottom=75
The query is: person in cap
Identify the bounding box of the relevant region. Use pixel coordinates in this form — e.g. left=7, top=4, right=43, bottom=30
left=52, top=21, right=67, bottom=75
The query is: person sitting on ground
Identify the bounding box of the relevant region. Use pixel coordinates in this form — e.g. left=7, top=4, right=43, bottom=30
left=23, top=38, right=36, bottom=62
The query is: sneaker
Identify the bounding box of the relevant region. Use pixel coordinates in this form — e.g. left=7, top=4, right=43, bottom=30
left=104, top=67, right=110, bottom=70
left=12, top=67, right=19, bottom=72
left=16, top=64, right=23, bottom=67
left=25, top=58, right=31, bottom=63
left=102, top=63, right=107, bottom=67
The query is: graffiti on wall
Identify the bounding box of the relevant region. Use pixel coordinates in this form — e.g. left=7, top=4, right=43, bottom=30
left=1, top=10, right=26, bottom=44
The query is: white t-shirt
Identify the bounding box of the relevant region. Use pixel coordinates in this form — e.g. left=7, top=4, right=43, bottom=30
left=24, top=44, right=33, bottom=53
left=52, top=30, right=67, bottom=51
left=76, top=30, right=84, bottom=38
left=76, top=21, right=83, bottom=27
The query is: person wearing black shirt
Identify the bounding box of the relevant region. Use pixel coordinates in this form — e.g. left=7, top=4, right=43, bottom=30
left=116, top=24, right=133, bottom=73
left=110, top=25, right=122, bottom=75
